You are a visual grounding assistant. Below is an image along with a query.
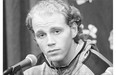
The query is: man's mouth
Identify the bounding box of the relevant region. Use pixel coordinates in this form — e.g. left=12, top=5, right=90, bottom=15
left=48, top=49, right=60, bottom=53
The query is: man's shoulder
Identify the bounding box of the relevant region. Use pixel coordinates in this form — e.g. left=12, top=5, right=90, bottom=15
left=82, top=49, right=112, bottom=75
left=23, top=62, right=46, bottom=75
left=78, top=40, right=112, bottom=74
left=83, top=40, right=112, bottom=67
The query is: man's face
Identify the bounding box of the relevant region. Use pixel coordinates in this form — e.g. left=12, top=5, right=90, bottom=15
left=32, top=13, right=75, bottom=62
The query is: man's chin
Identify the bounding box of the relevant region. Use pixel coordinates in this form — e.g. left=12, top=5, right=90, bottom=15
left=48, top=55, right=64, bottom=62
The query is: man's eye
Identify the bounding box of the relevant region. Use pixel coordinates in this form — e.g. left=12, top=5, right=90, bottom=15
left=54, top=30, right=61, bottom=34
left=37, top=33, right=46, bottom=39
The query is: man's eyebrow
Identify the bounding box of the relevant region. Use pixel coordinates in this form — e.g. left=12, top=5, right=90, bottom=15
left=50, top=27, right=63, bottom=30
left=36, top=30, right=45, bottom=34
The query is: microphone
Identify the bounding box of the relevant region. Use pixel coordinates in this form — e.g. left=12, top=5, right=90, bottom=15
left=3, top=54, right=37, bottom=75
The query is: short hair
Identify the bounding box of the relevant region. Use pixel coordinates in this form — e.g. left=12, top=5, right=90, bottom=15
left=26, top=0, right=82, bottom=42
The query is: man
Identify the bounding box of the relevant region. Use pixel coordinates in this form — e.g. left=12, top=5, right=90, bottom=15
left=24, top=0, right=112, bottom=75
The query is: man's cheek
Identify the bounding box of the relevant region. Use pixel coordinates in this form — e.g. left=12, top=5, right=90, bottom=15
left=39, top=44, right=45, bottom=51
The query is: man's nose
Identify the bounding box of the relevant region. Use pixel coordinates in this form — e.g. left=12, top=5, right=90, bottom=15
left=47, top=35, right=56, bottom=46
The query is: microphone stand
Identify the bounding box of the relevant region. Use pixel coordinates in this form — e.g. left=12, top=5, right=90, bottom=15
left=3, top=65, right=22, bottom=75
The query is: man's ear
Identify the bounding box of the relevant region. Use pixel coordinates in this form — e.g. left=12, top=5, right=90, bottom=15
left=71, top=22, right=78, bottom=38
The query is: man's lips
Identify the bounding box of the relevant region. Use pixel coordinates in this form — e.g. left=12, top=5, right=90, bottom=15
left=48, top=49, right=60, bottom=53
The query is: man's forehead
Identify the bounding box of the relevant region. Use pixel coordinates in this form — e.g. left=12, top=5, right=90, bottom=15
left=31, top=12, right=67, bottom=32
left=34, top=21, right=64, bottom=29
left=34, top=22, right=55, bottom=28
left=32, top=13, right=66, bottom=25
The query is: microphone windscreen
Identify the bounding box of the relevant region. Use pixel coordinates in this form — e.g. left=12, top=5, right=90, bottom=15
left=26, top=54, right=37, bottom=66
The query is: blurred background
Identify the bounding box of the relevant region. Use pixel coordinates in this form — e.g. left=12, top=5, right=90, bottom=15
left=3, top=0, right=113, bottom=74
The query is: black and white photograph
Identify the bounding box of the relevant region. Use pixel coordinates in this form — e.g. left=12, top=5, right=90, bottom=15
left=3, top=0, right=113, bottom=75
